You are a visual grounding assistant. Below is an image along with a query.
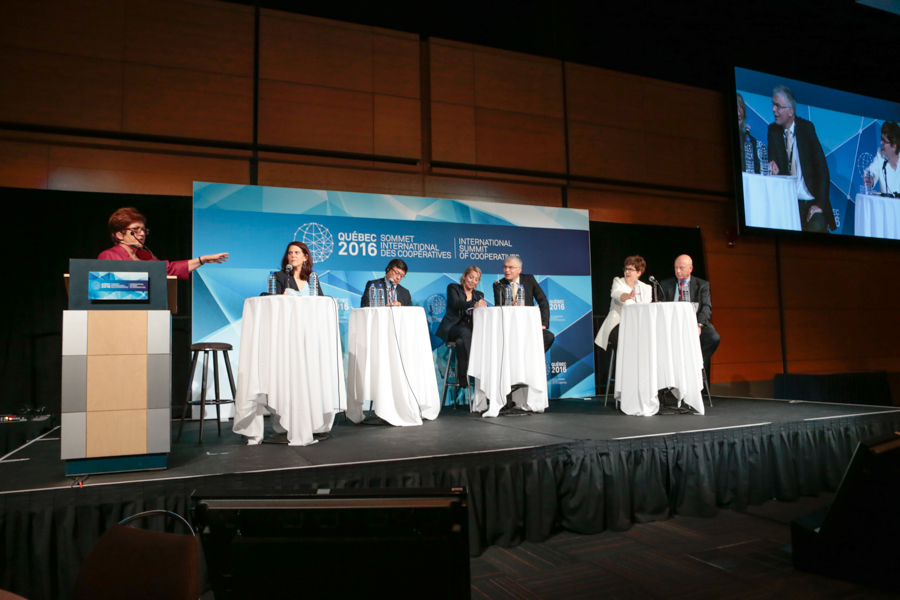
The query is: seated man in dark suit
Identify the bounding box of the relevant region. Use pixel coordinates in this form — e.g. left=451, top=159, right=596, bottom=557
left=360, top=258, right=413, bottom=307
left=492, top=255, right=555, bottom=352
left=658, top=254, right=720, bottom=376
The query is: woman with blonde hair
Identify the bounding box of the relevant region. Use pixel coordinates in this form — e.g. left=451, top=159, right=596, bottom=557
left=436, top=266, right=488, bottom=382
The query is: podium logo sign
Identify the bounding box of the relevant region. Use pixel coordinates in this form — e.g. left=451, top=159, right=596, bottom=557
left=88, top=271, right=149, bottom=300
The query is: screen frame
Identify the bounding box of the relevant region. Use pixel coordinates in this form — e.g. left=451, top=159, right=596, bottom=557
left=728, top=65, right=900, bottom=248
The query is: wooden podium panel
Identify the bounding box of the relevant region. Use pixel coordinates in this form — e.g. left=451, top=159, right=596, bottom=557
left=86, top=410, right=148, bottom=458
left=62, top=309, right=171, bottom=465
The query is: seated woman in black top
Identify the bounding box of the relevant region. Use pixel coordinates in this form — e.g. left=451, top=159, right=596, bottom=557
left=436, top=266, right=488, bottom=381
left=274, top=241, right=324, bottom=295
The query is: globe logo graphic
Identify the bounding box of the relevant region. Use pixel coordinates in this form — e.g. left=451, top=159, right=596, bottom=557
left=428, top=294, right=446, bottom=319
left=90, top=281, right=101, bottom=291
left=298, top=223, right=333, bottom=263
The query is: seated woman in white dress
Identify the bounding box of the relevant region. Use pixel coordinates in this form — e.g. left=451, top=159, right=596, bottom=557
left=595, top=255, right=653, bottom=351
left=864, top=121, right=900, bottom=195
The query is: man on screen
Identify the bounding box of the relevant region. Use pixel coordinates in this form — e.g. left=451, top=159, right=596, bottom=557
left=659, top=255, right=720, bottom=377
left=360, top=259, right=412, bottom=307
left=767, top=85, right=836, bottom=233
left=493, top=255, right=555, bottom=352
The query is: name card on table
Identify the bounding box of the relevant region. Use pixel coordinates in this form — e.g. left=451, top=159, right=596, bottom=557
left=88, top=271, right=149, bottom=300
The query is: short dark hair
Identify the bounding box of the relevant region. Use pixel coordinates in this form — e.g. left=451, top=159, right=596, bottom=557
left=280, top=241, right=313, bottom=281
left=624, top=255, right=646, bottom=273
left=385, top=259, right=408, bottom=275
left=883, top=121, right=900, bottom=154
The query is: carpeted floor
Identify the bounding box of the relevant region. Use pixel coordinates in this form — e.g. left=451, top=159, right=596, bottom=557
left=468, top=493, right=895, bottom=599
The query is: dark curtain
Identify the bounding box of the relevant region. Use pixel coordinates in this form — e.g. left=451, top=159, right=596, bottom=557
left=3, top=412, right=898, bottom=600
left=589, top=222, right=706, bottom=390
left=0, top=187, right=193, bottom=417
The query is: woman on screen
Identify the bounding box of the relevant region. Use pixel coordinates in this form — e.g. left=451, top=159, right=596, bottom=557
left=274, top=241, right=324, bottom=295
left=864, top=121, right=900, bottom=195
left=595, top=255, right=652, bottom=351
left=737, top=93, right=760, bottom=174
left=436, top=266, right=488, bottom=383
left=98, top=207, right=228, bottom=278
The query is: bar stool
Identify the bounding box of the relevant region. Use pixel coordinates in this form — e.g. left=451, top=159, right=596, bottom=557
left=176, top=343, right=236, bottom=443
left=440, top=342, right=469, bottom=410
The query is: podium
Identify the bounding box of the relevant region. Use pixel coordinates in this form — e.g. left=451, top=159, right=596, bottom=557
left=61, top=259, right=175, bottom=476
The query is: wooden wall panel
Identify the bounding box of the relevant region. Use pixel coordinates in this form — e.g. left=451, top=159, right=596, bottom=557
left=258, top=161, right=423, bottom=197
left=565, top=63, right=730, bottom=193
left=258, top=12, right=420, bottom=158
left=258, top=80, right=373, bottom=152
left=430, top=40, right=475, bottom=106
left=424, top=176, right=561, bottom=206
left=260, top=11, right=373, bottom=91
left=374, top=95, right=420, bottom=158
left=475, top=109, right=566, bottom=173
left=0, top=47, right=124, bottom=131
left=431, top=103, right=476, bottom=164
left=46, top=146, right=249, bottom=195
left=373, top=31, right=420, bottom=99
left=124, top=0, right=254, bottom=75
left=430, top=39, right=566, bottom=173
left=123, top=64, right=253, bottom=141
left=474, top=48, right=563, bottom=118
left=0, top=0, right=126, bottom=60
left=0, top=140, right=49, bottom=189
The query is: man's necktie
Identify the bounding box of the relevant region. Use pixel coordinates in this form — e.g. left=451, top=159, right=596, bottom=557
left=785, top=130, right=795, bottom=175
left=679, top=281, right=683, bottom=301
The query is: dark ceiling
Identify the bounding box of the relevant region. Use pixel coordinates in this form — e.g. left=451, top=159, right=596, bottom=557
left=227, top=0, right=899, bottom=102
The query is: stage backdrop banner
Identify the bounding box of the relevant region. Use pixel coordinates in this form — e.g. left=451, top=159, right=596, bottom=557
left=192, top=183, right=595, bottom=399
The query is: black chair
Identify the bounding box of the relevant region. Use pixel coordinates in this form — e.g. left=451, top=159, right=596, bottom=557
left=177, top=343, right=236, bottom=442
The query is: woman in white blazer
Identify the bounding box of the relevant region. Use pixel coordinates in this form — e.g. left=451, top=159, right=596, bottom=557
left=595, top=255, right=652, bottom=351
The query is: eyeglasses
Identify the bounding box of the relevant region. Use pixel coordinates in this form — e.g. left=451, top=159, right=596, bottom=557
left=389, top=267, right=406, bottom=281
left=125, top=227, right=149, bottom=236
left=623, top=267, right=637, bottom=273
left=772, top=102, right=790, bottom=112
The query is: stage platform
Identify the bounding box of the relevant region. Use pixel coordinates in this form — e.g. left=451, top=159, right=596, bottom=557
left=2, top=396, right=900, bottom=600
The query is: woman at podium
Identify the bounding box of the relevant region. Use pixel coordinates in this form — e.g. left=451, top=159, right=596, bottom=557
left=273, top=241, right=324, bottom=295
left=595, top=255, right=652, bottom=351
left=436, top=266, right=488, bottom=383
left=98, top=207, right=228, bottom=277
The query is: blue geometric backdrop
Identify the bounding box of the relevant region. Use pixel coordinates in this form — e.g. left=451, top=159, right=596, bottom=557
left=192, top=183, right=595, bottom=399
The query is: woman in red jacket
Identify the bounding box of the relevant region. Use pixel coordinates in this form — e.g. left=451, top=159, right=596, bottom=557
left=98, top=207, right=228, bottom=278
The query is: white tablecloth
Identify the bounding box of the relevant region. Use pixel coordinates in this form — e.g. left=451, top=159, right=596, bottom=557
left=346, top=307, right=440, bottom=426
left=854, top=193, right=900, bottom=240
left=469, top=306, right=548, bottom=417
left=233, top=296, right=346, bottom=446
left=615, top=303, right=704, bottom=416
left=742, top=172, right=800, bottom=231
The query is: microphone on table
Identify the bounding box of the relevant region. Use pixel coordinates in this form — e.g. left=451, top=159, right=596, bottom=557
left=386, top=277, right=396, bottom=305
left=649, top=276, right=666, bottom=302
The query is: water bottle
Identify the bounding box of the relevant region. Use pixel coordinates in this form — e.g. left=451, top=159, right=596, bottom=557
left=634, top=283, right=642, bottom=303
left=376, top=284, right=385, bottom=307
left=744, top=136, right=754, bottom=173
left=758, top=141, right=769, bottom=176
left=517, top=286, right=524, bottom=307
left=368, top=283, right=377, bottom=307
left=308, top=271, right=318, bottom=296
left=267, top=271, right=277, bottom=295
left=504, top=285, right=512, bottom=306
